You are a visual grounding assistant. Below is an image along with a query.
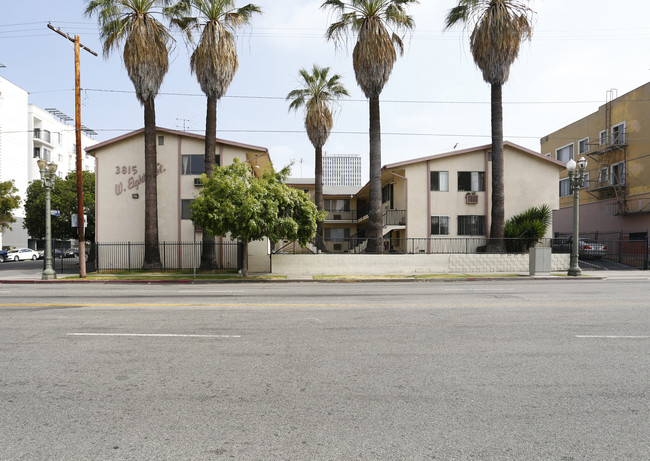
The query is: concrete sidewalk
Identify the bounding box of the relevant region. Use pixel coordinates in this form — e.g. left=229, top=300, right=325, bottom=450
left=2, top=270, right=649, bottom=283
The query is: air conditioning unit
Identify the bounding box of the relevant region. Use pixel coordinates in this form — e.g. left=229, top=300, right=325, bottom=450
left=194, top=177, right=203, bottom=186
left=333, top=243, right=342, bottom=251
left=333, top=214, right=342, bottom=220
left=466, top=194, right=478, bottom=204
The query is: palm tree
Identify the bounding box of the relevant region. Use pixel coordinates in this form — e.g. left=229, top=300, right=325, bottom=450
left=86, top=0, right=175, bottom=269
left=445, top=0, right=533, bottom=251
left=287, top=65, right=349, bottom=244
left=321, top=0, right=417, bottom=253
left=169, top=0, right=261, bottom=270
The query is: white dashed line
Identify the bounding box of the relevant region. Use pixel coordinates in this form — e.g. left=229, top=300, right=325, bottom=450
left=68, top=333, right=240, bottom=338
left=575, top=335, right=649, bottom=339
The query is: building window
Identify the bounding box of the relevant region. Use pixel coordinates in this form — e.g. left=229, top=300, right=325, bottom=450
left=158, top=135, right=165, bottom=146
left=430, top=216, right=450, bottom=235
left=43, top=148, right=51, bottom=162
left=612, top=122, right=626, bottom=144
left=556, top=143, right=574, bottom=163
left=324, top=228, right=350, bottom=241
left=559, top=178, right=571, bottom=197
left=458, top=215, right=485, bottom=236
left=457, top=172, right=485, bottom=192
left=33, top=147, right=41, bottom=158
left=611, top=162, right=625, bottom=185
left=599, top=167, right=608, bottom=185
left=599, top=130, right=608, bottom=145
left=430, top=171, right=449, bottom=191
left=578, top=137, right=589, bottom=154
left=382, top=183, right=393, bottom=205
left=325, top=199, right=350, bottom=211
left=181, top=154, right=220, bottom=175
left=181, top=199, right=193, bottom=220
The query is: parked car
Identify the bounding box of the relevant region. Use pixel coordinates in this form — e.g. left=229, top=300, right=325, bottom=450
left=552, top=237, right=607, bottom=259
left=0, top=249, right=7, bottom=262
left=5, top=248, right=40, bottom=261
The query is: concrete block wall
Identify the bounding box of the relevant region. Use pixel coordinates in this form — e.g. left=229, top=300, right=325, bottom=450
left=266, top=253, right=570, bottom=276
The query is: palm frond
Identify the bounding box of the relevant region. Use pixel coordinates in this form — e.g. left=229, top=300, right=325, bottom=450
left=445, top=0, right=533, bottom=85
left=322, top=0, right=416, bottom=98
left=286, top=64, right=348, bottom=149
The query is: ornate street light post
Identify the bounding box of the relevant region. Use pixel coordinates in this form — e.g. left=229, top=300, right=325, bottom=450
left=567, top=156, right=588, bottom=277
left=37, top=159, right=58, bottom=280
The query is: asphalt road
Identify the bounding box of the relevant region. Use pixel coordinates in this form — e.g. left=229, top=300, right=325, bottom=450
left=1, top=281, right=649, bottom=460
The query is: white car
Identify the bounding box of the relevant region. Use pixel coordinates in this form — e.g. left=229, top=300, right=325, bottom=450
left=6, top=248, right=40, bottom=261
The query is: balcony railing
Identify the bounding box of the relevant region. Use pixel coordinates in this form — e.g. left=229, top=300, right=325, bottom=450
left=325, top=210, right=356, bottom=221
left=33, top=128, right=51, bottom=144
left=383, top=209, right=406, bottom=226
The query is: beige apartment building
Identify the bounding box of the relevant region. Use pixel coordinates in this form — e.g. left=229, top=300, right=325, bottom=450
left=86, top=127, right=272, bottom=271
left=288, top=142, right=564, bottom=253
left=541, top=81, right=650, bottom=238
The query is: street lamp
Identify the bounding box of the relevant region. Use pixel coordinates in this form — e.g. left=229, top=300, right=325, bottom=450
left=567, top=156, right=587, bottom=277
left=37, top=159, right=58, bottom=280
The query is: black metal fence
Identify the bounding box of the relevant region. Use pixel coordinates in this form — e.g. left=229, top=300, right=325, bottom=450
left=44, top=241, right=242, bottom=274
left=275, top=237, right=554, bottom=255
left=554, top=232, right=649, bottom=270
left=273, top=235, right=649, bottom=270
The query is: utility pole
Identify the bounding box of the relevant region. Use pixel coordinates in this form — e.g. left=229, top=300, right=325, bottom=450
left=48, top=23, right=97, bottom=278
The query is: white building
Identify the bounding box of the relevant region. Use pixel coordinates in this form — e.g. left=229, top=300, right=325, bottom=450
left=323, top=154, right=362, bottom=186
left=0, top=75, right=97, bottom=249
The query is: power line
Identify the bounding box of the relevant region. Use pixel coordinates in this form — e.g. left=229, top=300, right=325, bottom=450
left=54, top=87, right=617, bottom=105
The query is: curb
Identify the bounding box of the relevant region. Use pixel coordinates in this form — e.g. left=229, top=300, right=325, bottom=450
left=0, top=275, right=608, bottom=284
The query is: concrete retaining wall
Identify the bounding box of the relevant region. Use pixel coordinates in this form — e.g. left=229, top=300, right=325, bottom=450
left=269, top=253, right=570, bottom=275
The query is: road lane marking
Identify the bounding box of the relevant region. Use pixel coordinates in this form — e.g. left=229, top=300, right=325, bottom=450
left=444, top=288, right=516, bottom=292
left=67, top=333, right=240, bottom=338
left=575, top=335, right=650, bottom=339
left=177, top=290, right=244, bottom=293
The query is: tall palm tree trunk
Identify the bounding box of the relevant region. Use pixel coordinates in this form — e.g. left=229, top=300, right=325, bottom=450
left=367, top=95, right=383, bottom=253
left=489, top=83, right=505, bottom=251
left=200, top=94, right=218, bottom=270
left=315, top=144, right=324, bottom=246
left=143, top=98, right=162, bottom=269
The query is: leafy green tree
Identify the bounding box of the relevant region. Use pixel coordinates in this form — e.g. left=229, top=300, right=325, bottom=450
left=169, top=0, right=261, bottom=270
left=0, top=180, right=21, bottom=232
left=287, top=65, right=349, bottom=240
left=86, top=0, right=175, bottom=269
left=504, top=204, right=550, bottom=252
left=322, top=0, right=417, bottom=253
left=23, top=172, right=96, bottom=241
left=190, top=160, right=325, bottom=276
left=445, top=0, right=533, bottom=251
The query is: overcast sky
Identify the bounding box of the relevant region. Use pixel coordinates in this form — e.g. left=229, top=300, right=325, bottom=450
left=1, top=0, right=649, bottom=180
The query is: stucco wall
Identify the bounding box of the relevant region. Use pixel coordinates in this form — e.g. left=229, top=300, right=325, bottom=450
left=269, top=253, right=570, bottom=275
left=393, top=145, right=562, bottom=241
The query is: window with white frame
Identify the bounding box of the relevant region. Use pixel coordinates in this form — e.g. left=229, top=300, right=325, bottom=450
left=578, top=137, right=589, bottom=154
left=430, top=171, right=449, bottom=191
left=612, top=122, right=626, bottom=144
left=599, top=167, right=608, bottom=185
left=33, top=147, right=41, bottom=158
left=430, top=216, right=449, bottom=235
left=611, top=162, right=625, bottom=185
left=600, top=130, right=608, bottom=145
left=556, top=143, right=574, bottom=163
left=583, top=172, right=590, bottom=189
